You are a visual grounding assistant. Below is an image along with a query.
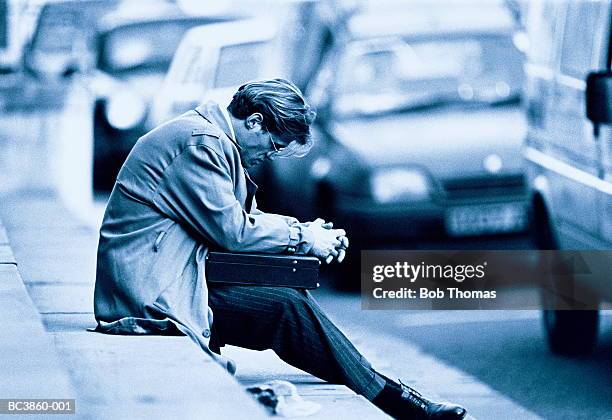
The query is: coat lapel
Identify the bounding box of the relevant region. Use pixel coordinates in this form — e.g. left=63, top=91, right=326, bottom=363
left=195, top=102, right=258, bottom=212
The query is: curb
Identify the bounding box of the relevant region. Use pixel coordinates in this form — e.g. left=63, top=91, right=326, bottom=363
left=0, top=218, right=76, bottom=400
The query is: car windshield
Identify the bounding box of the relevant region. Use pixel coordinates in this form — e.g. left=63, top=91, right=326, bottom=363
left=332, top=34, right=523, bottom=117
left=98, top=19, right=209, bottom=74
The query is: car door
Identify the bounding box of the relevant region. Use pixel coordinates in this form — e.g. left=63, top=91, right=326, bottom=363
left=596, top=2, right=612, bottom=246
left=546, top=0, right=608, bottom=247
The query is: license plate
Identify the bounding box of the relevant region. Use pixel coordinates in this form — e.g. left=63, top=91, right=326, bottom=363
left=445, top=203, right=527, bottom=237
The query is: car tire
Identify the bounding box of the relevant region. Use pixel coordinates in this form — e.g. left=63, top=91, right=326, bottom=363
left=529, top=196, right=556, bottom=250
left=542, top=309, right=599, bottom=356
left=532, top=197, right=600, bottom=355
left=93, top=103, right=115, bottom=191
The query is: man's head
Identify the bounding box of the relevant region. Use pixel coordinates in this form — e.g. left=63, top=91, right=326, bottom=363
left=227, top=79, right=316, bottom=168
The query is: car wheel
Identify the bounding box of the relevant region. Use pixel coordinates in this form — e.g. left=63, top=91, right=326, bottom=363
left=542, top=309, right=599, bottom=356
left=529, top=196, right=556, bottom=250
left=93, top=103, right=115, bottom=191
left=532, top=197, right=600, bottom=355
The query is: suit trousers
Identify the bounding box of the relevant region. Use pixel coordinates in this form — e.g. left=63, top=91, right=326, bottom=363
left=207, top=285, right=386, bottom=401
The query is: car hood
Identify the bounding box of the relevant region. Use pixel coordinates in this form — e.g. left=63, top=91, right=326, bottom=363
left=329, top=105, right=527, bottom=180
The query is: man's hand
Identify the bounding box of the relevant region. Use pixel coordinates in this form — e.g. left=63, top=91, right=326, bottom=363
left=307, top=219, right=349, bottom=264
left=336, top=235, right=349, bottom=263
left=302, top=218, right=334, bottom=229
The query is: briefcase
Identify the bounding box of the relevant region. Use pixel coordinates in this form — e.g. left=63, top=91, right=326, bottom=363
left=205, top=252, right=321, bottom=289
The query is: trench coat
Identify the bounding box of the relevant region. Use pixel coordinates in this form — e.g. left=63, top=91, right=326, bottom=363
left=93, top=102, right=315, bottom=365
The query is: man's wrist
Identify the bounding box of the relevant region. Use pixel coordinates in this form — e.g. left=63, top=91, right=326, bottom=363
left=288, top=224, right=314, bottom=254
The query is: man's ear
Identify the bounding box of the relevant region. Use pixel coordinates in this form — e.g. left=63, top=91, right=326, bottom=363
left=245, top=113, right=264, bottom=131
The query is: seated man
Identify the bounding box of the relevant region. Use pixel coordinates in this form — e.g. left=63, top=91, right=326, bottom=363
left=93, top=79, right=466, bottom=419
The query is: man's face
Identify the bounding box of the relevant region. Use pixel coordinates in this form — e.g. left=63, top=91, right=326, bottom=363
left=233, top=113, right=289, bottom=168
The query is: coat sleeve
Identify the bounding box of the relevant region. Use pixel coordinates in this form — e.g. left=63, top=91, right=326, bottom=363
left=250, top=196, right=300, bottom=226
left=153, top=144, right=313, bottom=254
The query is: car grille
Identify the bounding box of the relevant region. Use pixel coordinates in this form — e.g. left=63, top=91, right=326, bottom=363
left=441, top=174, right=526, bottom=201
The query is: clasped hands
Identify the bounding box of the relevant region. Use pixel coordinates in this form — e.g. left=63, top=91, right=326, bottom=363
left=305, top=218, right=349, bottom=264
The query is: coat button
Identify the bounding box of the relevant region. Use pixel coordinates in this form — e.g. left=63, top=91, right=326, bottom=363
left=203, top=329, right=211, bottom=338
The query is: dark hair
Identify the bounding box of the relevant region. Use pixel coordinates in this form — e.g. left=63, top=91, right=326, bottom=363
left=228, top=78, right=316, bottom=149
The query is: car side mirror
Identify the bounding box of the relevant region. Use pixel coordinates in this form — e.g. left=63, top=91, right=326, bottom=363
left=586, top=71, right=612, bottom=126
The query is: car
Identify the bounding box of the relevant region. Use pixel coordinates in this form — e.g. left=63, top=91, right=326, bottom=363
left=150, top=17, right=284, bottom=129
left=150, top=0, right=322, bottom=128
left=260, top=1, right=529, bottom=283
left=523, top=0, right=612, bottom=355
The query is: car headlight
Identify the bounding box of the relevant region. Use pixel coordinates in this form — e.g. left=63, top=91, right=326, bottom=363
left=371, top=168, right=431, bottom=203
left=105, top=91, right=146, bottom=130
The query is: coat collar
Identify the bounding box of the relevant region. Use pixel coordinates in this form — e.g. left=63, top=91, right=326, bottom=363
left=194, top=102, right=239, bottom=148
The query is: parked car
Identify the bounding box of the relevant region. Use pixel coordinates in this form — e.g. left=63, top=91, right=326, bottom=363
left=150, top=0, right=323, bottom=128
left=150, top=17, right=284, bottom=129
left=258, top=1, right=528, bottom=282
left=523, top=0, right=612, bottom=355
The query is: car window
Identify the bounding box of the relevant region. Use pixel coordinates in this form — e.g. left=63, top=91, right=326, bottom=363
left=33, top=11, right=79, bottom=53
left=559, top=1, right=604, bottom=79
left=213, top=41, right=269, bottom=88
left=332, top=34, right=522, bottom=117
left=336, top=39, right=463, bottom=96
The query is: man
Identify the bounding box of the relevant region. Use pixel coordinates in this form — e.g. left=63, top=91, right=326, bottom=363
left=94, top=79, right=466, bottom=419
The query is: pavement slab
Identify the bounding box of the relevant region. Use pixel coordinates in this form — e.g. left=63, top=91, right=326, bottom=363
left=0, top=263, right=76, bottom=400
left=27, top=283, right=95, bottom=314
left=41, top=313, right=97, bottom=333
left=0, top=222, right=9, bottom=244
left=51, top=333, right=267, bottom=420
left=0, top=243, right=16, bottom=264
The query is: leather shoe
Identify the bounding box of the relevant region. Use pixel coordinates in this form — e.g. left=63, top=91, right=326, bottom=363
left=373, top=378, right=466, bottom=420
left=398, top=380, right=466, bottom=420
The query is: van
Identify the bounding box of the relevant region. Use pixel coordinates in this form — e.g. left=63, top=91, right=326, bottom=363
left=523, top=0, right=611, bottom=354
